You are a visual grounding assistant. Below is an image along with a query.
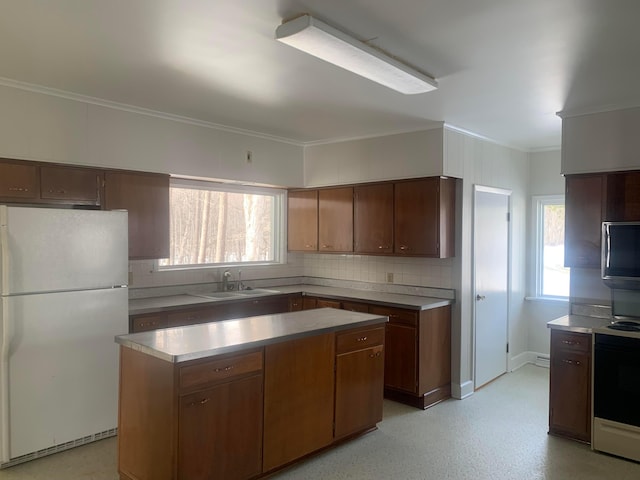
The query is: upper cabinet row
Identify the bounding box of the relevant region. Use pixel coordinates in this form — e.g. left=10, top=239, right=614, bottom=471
left=0, top=158, right=169, bottom=260
left=565, top=171, right=640, bottom=268
left=288, top=177, right=457, bottom=258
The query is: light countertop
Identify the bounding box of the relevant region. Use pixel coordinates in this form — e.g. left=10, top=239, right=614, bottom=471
left=116, top=308, right=387, bottom=363
left=129, top=284, right=453, bottom=316
left=547, top=314, right=612, bottom=334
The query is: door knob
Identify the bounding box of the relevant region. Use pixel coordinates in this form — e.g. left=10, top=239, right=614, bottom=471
left=476, top=294, right=486, bottom=301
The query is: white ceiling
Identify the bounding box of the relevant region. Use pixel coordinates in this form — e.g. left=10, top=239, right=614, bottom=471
left=2, top=0, right=640, bottom=151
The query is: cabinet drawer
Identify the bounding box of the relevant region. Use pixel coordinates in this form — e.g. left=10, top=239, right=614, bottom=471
left=131, top=313, right=168, bottom=333
left=168, top=308, right=214, bottom=327
left=317, top=299, right=341, bottom=309
left=341, top=301, right=369, bottom=313
left=369, top=306, right=417, bottom=326
left=180, top=350, right=263, bottom=390
left=336, top=326, right=385, bottom=354
left=551, top=331, right=590, bottom=354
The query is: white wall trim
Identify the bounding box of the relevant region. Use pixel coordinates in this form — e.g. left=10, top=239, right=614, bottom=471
left=302, top=122, right=444, bottom=147
left=509, top=352, right=550, bottom=371
left=0, top=76, right=303, bottom=147
left=444, top=123, right=528, bottom=153
left=452, top=380, right=475, bottom=400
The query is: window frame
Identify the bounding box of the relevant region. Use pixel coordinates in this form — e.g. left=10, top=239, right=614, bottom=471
left=156, top=178, right=287, bottom=271
left=532, top=194, right=569, bottom=300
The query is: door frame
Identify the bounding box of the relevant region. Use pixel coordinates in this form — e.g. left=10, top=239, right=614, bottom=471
left=472, top=185, right=512, bottom=390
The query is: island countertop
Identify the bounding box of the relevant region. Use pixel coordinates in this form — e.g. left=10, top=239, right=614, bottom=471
left=116, top=307, right=388, bottom=363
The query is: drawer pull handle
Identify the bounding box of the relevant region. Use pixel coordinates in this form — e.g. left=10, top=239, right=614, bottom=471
left=561, top=359, right=581, bottom=366
left=214, top=365, right=234, bottom=373
left=48, top=189, right=66, bottom=194
left=357, top=336, right=368, bottom=342
left=369, top=351, right=382, bottom=358
left=561, top=340, right=579, bottom=346
left=8, top=186, right=29, bottom=192
left=399, top=245, right=408, bottom=251
left=321, top=244, right=333, bottom=249
left=378, top=245, right=390, bottom=249
left=305, top=244, right=315, bottom=248
left=187, top=397, right=210, bottom=407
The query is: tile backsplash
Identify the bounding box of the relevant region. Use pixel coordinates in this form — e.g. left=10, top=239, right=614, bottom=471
left=129, top=253, right=454, bottom=298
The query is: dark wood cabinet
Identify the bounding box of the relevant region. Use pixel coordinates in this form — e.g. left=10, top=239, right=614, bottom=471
left=287, top=190, right=318, bottom=251
left=131, top=313, right=169, bottom=333
left=394, top=177, right=456, bottom=257
left=318, top=187, right=354, bottom=253
left=370, top=304, right=451, bottom=409
left=40, top=165, right=103, bottom=205
left=334, top=326, right=385, bottom=439
left=230, top=296, right=290, bottom=319
left=0, top=159, right=38, bottom=201
left=564, top=174, right=606, bottom=268
left=354, top=183, right=393, bottom=254
left=549, top=330, right=591, bottom=443
left=289, top=294, right=303, bottom=311
left=263, top=333, right=335, bottom=473
left=606, top=171, right=640, bottom=221
left=178, top=371, right=263, bottom=480
left=104, top=171, right=170, bottom=260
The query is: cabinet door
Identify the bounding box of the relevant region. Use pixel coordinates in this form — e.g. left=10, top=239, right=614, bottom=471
left=383, top=322, right=417, bottom=393
left=289, top=294, right=303, bottom=311
left=302, top=297, right=318, bottom=310
left=287, top=190, right=318, bottom=251
left=40, top=165, right=103, bottom=205
left=316, top=298, right=341, bottom=309
left=335, top=344, right=384, bottom=439
left=178, top=374, right=263, bottom=480
left=606, top=171, right=640, bottom=221
left=394, top=178, right=440, bottom=256
left=230, top=297, right=290, bottom=319
left=565, top=174, right=605, bottom=268
left=318, top=187, right=353, bottom=252
left=0, top=160, right=38, bottom=200
left=168, top=307, right=217, bottom=328
left=549, top=333, right=591, bottom=442
left=104, top=171, right=170, bottom=259
left=263, top=333, right=335, bottom=472
left=354, top=183, right=393, bottom=254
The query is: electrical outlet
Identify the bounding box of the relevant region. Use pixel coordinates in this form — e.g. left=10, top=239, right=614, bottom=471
left=386, top=272, right=394, bottom=283
left=246, top=150, right=253, bottom=163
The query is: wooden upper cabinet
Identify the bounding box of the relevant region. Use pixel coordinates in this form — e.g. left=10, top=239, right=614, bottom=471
left=354, top=183, right=393, bottom=254
left=606, top=171, right=640, bottom=221
left=0, top=159, right=38, bottom=201
left=287, top=190, right=318, bottom=251
left=394, top=177, right=456, bottom=257
left=318, top=187, right=353, bottom=253
left=104, top=171, right=170, bottom=260
left=40, top=165, right=103, bottom=206
left=565, top=174, right=605, bottom=268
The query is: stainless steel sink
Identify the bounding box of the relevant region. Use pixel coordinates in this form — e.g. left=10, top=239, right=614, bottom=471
left=189, top=291, right=244, bottom=300
left=233, top=289, right=280, bottom=296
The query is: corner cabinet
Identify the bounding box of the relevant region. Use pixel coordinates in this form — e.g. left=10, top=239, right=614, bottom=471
left=548, top=330, right=591, bottom=443
left=564, top=174, right=605, bottom=268
left=394, top=177, right=456, bottom=258
left=104, top=171, right=170, bottom=260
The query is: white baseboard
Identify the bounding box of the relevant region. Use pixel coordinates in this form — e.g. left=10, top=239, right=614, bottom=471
left=452, top=380, right=474, bottom=400
left=509, top=351, right=549, bottom=371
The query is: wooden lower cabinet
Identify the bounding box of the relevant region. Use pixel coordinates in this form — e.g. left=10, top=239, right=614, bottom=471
left=178, top=374, right=263, bottom=480
left=548, top=330, right=592, bottom=443
left=370, top=304, right=451, bottom=409
left=118, top=325, right=385, bottom=480
left=334, top=326, right=385, bottom=439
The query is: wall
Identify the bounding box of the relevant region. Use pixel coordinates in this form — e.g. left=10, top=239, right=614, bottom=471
left=0, top=83, right=304, bottom=187
left=303, top=127, right=444, bottom=186
left=443, top=128, right=529, bottom=396
left=524, top=150, right=569, bottom=357
left=560, top=106, right=640, bottom=175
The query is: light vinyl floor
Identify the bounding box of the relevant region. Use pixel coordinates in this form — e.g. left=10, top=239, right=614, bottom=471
left=1, top=365, right=639, bottom=479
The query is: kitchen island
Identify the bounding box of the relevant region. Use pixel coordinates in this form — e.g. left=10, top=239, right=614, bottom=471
left=115, top=308, right=387, bottom=480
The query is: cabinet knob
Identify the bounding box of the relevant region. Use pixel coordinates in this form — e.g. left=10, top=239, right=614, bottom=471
left=356, top=336, right=368, bottom=342
left=8, top=186, right=29, bottom=192
left=399, top=245, right=408, bottom=251
left=214, top=365, right=234, bottom=373
left=48, top=189, right=66, bottom=194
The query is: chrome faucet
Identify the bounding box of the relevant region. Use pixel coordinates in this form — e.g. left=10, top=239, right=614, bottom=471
left=237, top=270, right=245, bottom=291
left=222, top=269, right=232, bottom=291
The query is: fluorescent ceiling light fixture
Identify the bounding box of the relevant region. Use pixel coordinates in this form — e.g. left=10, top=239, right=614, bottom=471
left=276, top=15, right=437, bottom=95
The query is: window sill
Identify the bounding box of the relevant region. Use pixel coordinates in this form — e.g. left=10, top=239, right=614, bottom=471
left=524, top=296, right=569, bottom=304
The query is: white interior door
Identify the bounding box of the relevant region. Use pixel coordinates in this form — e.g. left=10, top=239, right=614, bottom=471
left=474, top=187, right=510, bottom=389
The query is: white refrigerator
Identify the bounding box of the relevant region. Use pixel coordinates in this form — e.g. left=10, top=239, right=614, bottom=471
left=0, top=205, right=128, bottom=467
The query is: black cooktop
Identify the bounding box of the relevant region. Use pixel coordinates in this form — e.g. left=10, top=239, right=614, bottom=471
left=608, top=320, right=640, bottom=332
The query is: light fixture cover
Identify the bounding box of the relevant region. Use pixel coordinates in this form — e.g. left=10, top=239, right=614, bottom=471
left=276, top=15, right=437, bottom=95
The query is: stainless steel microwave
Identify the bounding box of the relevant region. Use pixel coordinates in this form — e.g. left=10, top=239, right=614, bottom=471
left=602, top=221, right=640, bottom=288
